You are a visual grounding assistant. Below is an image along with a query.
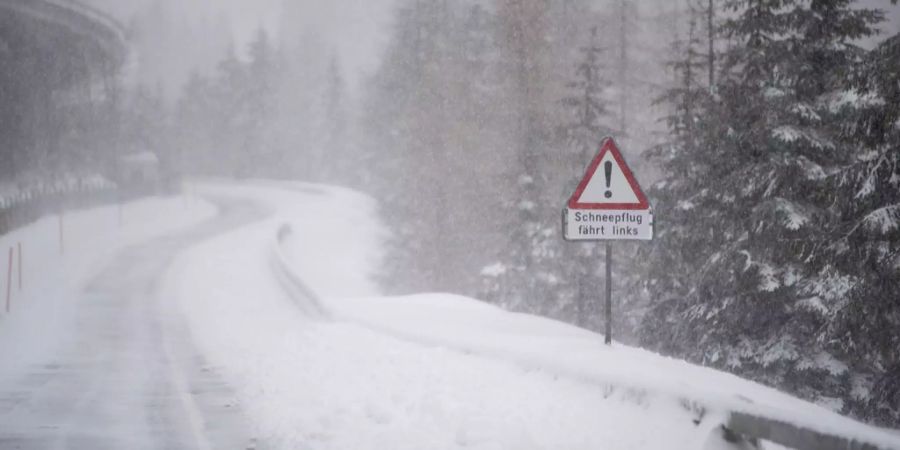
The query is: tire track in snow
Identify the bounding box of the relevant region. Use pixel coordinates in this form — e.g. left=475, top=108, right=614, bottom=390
left=0, top=195, right=271, bottom=449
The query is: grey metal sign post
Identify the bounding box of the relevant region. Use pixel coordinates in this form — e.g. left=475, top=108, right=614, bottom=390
left=563, top=137, right=653, bottom=345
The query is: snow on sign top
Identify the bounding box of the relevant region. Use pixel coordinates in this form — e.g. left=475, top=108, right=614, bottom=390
left=568, top=138, right=650, bottom=210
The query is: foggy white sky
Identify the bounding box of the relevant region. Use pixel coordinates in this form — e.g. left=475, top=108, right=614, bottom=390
left=271, top=0, right=396, bottom=86
left=86, top=0, right=396, bottom=92
left=83, top=0, right=896, bottom=97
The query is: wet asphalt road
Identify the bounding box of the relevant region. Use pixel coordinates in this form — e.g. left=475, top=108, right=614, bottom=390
left=0, top=196, right=269, bottom=449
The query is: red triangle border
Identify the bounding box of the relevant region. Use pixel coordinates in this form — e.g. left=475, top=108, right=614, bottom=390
left=568, top=137, right=651, bottom=210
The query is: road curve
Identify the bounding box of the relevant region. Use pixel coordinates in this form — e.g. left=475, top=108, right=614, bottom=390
left=0, top=196, right=270, bottom=449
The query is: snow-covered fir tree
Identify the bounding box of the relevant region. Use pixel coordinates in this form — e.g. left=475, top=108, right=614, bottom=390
left=827, top=31, right=900, bottom=426
left=366, top=0, right=674, bottom=338
left=556, top=26, right=613, bottom=327
left=641, top=0, right=895, bottom=424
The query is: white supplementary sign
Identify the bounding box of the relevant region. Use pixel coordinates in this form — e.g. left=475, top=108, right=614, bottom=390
left=563, top=137, right=653, bottom=241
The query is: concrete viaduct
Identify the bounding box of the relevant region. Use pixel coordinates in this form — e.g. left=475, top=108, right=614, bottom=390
left=0, top=0, right=128, bottom=177
left=0, top=0, right=126, bottom=67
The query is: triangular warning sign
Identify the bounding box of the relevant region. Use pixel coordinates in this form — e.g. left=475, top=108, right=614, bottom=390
left=568, top=137, right=650, bottom=210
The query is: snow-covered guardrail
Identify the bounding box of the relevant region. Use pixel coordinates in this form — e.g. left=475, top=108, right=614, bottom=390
left=0, top=176, right=115, bottom=236
left=270, top=223, right=328, bottom=319
left=269, top=220, right=900, bottom=450
left=0, top=175, right=168, bottom=239
left=725, top=411, right=893, bottom=450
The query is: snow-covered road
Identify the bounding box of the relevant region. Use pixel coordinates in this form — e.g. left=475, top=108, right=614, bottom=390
left=1, top=181, right=897, bottom=450
left=0, top=196, right=266, bottom=449
left=168, top=182, right=711, bottom=449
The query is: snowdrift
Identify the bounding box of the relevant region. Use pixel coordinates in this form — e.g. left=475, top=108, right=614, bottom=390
left=169, top=180, right=899, bottom=449
left=267, top=185, right=900, bottom=450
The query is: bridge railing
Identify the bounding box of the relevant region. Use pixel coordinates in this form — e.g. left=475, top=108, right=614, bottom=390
left=0, top=178, right=162, bottom=237
left=41, top=0, right=125, bottom=37
left=0, top=0, right=127, bottom=61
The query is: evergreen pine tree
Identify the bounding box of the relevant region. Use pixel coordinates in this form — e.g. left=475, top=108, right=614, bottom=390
left=487, top=0, right=556, bottom=313
left=175, top=72, right=216, bottom=174
left=557, top=27, right=613, bottom=327
left=827, top=31, right=900, bottom=426
left=244, top=29, right=279, bottom=175
left=642, top=0, right=886, bottom=412
left=640, top=1, right=717, bottom=349
left=212, top=45, right=248, bottom=176
left=322, top=55, right=347, bottom=181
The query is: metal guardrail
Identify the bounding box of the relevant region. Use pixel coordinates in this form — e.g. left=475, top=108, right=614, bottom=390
left=0, top=181, right=162, bottom=237
left=725, top=411, right=897, bottom=450
left=270, top=223, right=329, bottom=319
left=0, top=0, right=127, bottom=64
left=263, top=211, right=900, bottom=449
left=1, top=186, right=113, bottom=236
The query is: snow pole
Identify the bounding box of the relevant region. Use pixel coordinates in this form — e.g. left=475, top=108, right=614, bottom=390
left=117, top=191, right=123, bottom=227
left=58, top=213, right=64, bottom=255
left=6, top=247, right=12, bottom=313
left=17, top=242, right=22, bottom=291
left=605, top=242, right=612, bottom=345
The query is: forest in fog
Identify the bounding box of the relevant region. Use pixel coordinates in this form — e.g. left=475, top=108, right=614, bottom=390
left=1, top=0, right=899, bottom=429
left=362, top=0, right=900, bottom=428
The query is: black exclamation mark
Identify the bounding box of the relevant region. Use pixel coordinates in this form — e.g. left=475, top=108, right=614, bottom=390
left=604, top=161, right=613, bottom=199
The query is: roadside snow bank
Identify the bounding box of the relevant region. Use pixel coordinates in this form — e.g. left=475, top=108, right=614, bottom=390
left=0, top=194, right=216, bottom=381
left=170, top=181, right=708, bottom=450
left=197, top=179, right=384, bottom=299
left=172, top=180, right=898, bottom=449
left=318, top=293, right=900, bottom=449
left=264, top=181, right=900, bottom=449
